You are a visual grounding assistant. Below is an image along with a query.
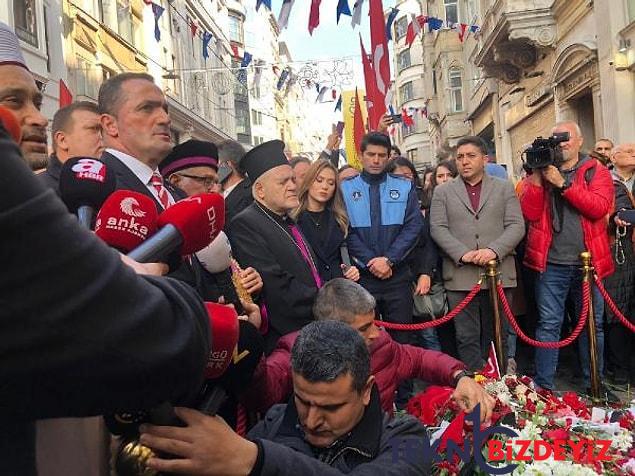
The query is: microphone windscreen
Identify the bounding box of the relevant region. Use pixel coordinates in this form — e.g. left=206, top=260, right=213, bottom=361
left=195, top=231, right=232, bottom=274
left=0, top=106, right=21, bottom=143
left=158, top=193, right=225, bottom=255
left=95, top=191, right=159, bottom=252
left=59, top=157, right=116, bottom=212
left=204, top=302, right=239, bottom=380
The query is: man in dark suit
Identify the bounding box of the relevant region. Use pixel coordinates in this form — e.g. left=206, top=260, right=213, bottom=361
left=97, top=72, right=179, bottom=209
left=228, top=140, right=321, bottom=353
left=218, top=140, right=253, bottom=225
left=39, top=101, right=104, bottom=195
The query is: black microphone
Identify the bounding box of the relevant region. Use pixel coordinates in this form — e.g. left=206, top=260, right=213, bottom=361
left=59, top=157, right=116, bottom=229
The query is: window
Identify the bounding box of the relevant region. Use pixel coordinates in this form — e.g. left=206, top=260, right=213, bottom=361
left=629, top=0, right=635, bottom=21
left=394, top=17, right=408, bottom=41
left=251, top=110, right=263, bottom=126
left=116, top=1, right=133, bottom=43
left=399, top=82, right=414, bottom=103
left=253, top=136, right=264, bottom=145
left=14, top=0, right=38, bottom=48
left=444, top=0, right=458, bottom=24
left=102, top=66, right=115, bottom=82
left=403, top=122, right=416, bottom=136
left=467, top=0, right=478, bottom=22
left=235, top=101, right=251, bottom=136
left=229, top=13, right=244, bottom=44
left=448, top=68, right=463, bottom=112
left=407, top=149, right=418, bottom=163
left=398, top=49, right=411, bottom=72
left=432, top=68, right=438, bottom=95
left=75, top=55, right=98, bottom=99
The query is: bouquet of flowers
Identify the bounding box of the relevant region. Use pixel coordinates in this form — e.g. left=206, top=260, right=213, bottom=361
left=406, top=373, right=635, bottom=475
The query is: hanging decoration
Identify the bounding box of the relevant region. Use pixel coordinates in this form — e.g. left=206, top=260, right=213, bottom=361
left=278, top=0, right=295, bottom=29
left=308, top=0, right=322, bottom=35
left=385, top=8, right=399, bottom=41
left=151, top=3, right=165, bottom=42
left=351, top=0, right=365, bottom=28
left=202, top=31, right=213, bottom=60
left=334, top=94, right=342, bottom=111
left=336, top=0, right=352, bottom=24
left=256, top=0, right=271, bottom=11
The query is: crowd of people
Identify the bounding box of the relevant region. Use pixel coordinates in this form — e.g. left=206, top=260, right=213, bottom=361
left=1, top=19, right=634, bottom=475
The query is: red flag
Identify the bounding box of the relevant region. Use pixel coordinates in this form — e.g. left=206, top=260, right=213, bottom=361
left=439, top=412, right=466, bottom=453
left=231, top=44, right=239, bottom=58
left=308, top=0, right=321, bottom=35
left=368, top=0, right=389, bottom=120
left=59, top=79, right=73, bottom=108
left=360, top=37, right=384, bottom=131
left=353, top=88, right=365, bottom=155
left=458, top=23, right=468, bottom=42
left=190, top=21, right=198, bottom=38
left=480, top=342, right=501, bottom=379
left=401, top=108, right=413, bottom=127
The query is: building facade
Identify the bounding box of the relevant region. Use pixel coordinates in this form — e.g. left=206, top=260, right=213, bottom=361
left=1, top=0, right=66, bottom=126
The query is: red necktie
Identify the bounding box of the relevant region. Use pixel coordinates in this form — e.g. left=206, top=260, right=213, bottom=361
left=150, top=171, right=170, bottom=209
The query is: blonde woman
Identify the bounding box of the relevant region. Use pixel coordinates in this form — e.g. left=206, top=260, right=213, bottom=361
left=293, top=159, right=360, bottom=282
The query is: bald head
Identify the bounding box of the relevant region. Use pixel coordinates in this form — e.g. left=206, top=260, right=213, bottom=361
left=552, top=121, right=583, bottom=165
left=610, top=143, right=635, bottom=175
left=252, top=164, right=299, bottom=215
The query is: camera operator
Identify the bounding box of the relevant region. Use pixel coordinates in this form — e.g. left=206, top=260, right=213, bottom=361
left=519, top=121, right=618, bottom=401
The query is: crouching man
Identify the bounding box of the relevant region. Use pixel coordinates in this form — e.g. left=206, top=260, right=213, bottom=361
left=139, top=321, right=431, bottom=475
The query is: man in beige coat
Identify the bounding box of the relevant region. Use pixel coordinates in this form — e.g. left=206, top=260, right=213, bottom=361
left=430, top=136, right=525, bottom=371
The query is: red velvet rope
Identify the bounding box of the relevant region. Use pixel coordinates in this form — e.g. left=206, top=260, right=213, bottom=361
left=236, top=403, right=247, bottom=436
left=376, top=282, right=482, bottom=331
left=594, top=275, right=635, bottom=333
left=497, top=281, right=590, bottom=348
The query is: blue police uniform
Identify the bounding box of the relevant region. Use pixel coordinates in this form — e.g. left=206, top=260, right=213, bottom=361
left=341, top=170, right=423, bottom=343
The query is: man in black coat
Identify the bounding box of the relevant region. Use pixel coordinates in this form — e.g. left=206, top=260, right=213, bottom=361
left=39, top=101, right=104, bottom=195
left=227, top=140, right=321, bottom=353
left=0, top=122, right=210, bottom=473
left=218, top=140, right=253, bottom=225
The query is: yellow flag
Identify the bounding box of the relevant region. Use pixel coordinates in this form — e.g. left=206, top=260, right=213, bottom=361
left=342, top=90, right=367, bottom=170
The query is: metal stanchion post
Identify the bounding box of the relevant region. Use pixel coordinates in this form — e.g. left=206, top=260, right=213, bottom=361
left=486, top=260, right=506, bottom=373
left=580, top=251, right=602, bottom=404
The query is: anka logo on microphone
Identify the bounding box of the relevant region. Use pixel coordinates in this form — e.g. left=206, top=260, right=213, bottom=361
left=120, top=197, right=147, bottom=218
left=98, top=197, right=151, bottom=240
left=71, top=158, right=107, bottom=183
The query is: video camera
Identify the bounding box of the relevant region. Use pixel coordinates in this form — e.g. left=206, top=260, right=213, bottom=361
left=522, top=131, right=570, bottom=169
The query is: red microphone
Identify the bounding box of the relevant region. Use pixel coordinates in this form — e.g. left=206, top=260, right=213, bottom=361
left=127, top=193, right=225, bottom=263
left=0, top=106, right=21, bottom=143
left=95, top=191, right=159, bottom=253
left=204, top=302, right=239, bottom=379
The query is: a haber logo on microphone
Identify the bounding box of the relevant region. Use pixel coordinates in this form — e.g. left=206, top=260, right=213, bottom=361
left=71, top=158, right=106, bottom=183
left=120, top=197, right=147, bottom=218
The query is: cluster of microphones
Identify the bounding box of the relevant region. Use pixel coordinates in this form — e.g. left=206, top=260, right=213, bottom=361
left=0, top=106, right=264, bottom=476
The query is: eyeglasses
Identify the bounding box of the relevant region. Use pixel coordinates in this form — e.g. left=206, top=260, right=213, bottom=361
left=175, top=173, right=219, bottom=189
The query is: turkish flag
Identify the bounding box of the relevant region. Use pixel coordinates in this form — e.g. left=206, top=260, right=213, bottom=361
left=368, top=0, right=389, bottom=121
left=480, top=341, right=501, bottom=379
left=353, top=88, right=365, bottom=155
left=59, top=79, right=73, bottom=108
left=360, top=38, right=384, bottom=130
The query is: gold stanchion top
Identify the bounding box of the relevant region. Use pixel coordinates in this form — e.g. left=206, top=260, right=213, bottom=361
left=580, top=251, right=592, bottom=265
left=485, top=259, right=499, bottom=277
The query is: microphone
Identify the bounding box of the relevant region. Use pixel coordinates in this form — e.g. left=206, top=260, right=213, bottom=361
left=94, top=191, right=159, bottom=253
left=195, top=231, right=232, bottom=274
left=0, top=106, right=21, bottom=143
left=59, top=157, right=116, bottom=228
left=127, top=193, right=225, bottom=263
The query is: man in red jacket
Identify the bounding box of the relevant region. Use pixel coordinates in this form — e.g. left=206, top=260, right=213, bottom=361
left=245, top=278, right=495, bottom=422
left=519, top=121, right=618, bottom=402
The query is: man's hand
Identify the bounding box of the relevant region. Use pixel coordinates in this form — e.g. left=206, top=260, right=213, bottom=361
left=541, top=165, right=566, bottom=189
left=414, top=274, right=431, bottom=295
left=368, top=257, right=392, bottom=279
left=239, top=299, right=262, bottom=329
left=140, top=407, right=258, bottom=475
left=342, top=264, right=360, bottom=282
left=471, top=248, right=498, bottom=267
left=452, top=376, right=496, bottom=424
left=377, top=114, right=391, bottom=133
left=240, top=267, right=263, bottom=295
left=325, top=125, right=342, bottom=151
left=120, top=254, right=168, bottom=276
left=460, top=250, right=478, bottom=264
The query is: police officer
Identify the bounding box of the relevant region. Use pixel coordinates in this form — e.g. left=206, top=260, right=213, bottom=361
left=341, top=132, right=423, bottom=344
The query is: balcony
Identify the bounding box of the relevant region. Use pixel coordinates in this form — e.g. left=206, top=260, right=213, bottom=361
left=473, top=0, right=557, bottom=84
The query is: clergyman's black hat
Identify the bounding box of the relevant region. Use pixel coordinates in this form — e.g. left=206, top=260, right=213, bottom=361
left=239, top=140, right=288, bottom=182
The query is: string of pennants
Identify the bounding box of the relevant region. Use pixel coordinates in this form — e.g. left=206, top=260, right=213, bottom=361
left=141, top=0, right=345, bottom=107
left=385, top=8, right=481, bottom=47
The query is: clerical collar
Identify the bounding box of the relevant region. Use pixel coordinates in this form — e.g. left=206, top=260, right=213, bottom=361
left=254, top=201, right=294, bottom=226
